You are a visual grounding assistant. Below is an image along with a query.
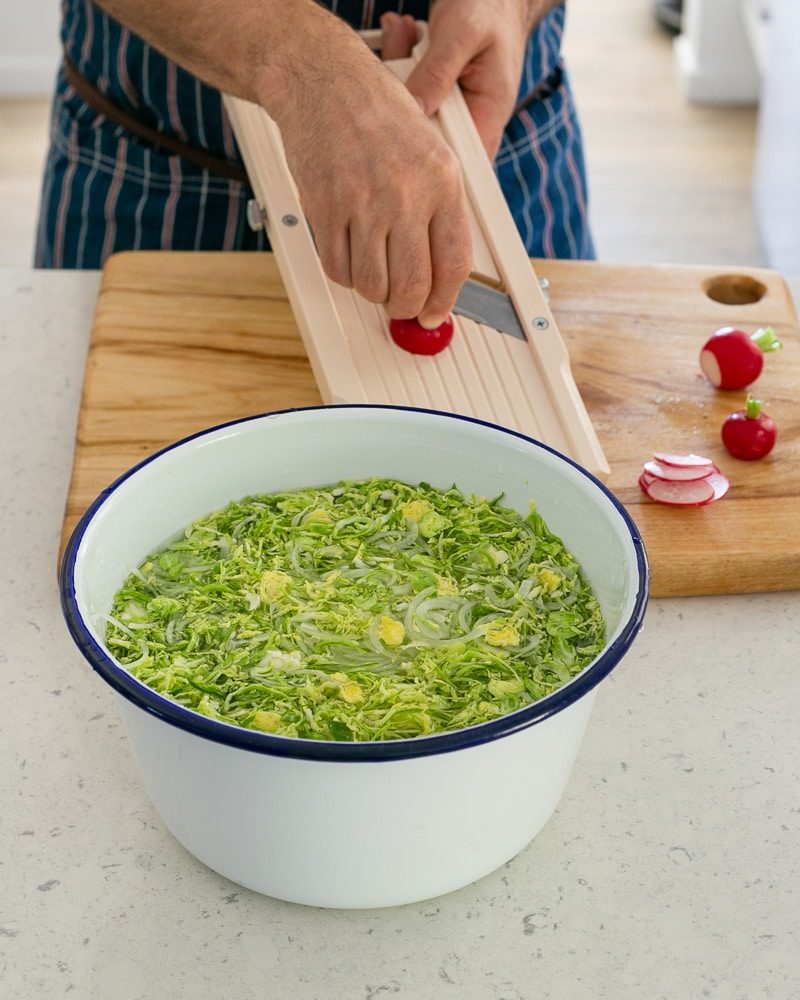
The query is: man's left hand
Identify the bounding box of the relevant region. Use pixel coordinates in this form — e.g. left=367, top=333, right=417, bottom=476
left=383, top=1, right=551, bottom=160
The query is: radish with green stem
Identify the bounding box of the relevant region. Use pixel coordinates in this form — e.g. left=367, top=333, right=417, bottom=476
left=699, top=326, right=782, bottom=390
left=721, top=395, right=777, bottom=460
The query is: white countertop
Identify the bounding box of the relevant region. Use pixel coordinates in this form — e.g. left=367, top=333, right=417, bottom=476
left=1, top=268, right=798, bottom=1000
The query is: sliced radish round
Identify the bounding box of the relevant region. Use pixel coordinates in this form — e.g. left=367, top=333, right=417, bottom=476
left=642, top=476, right=716, bottom=506
left=643, top=460, right=714, bottom=482
left=652, top=451, right=714, bottom=469
left=704, top=469, right=730, bottom=501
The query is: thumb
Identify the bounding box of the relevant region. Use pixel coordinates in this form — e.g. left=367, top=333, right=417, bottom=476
left=405, top=34, right=471, bottom=117
left=461, top=91, right=505, bottom=160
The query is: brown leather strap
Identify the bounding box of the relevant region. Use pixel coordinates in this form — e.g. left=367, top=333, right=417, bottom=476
left=63, top=57, right=249, bottom=184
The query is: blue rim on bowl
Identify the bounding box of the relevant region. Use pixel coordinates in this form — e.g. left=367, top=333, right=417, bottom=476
left=60, top=404, right=649, bottom=763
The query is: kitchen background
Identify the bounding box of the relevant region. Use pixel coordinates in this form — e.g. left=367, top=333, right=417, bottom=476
left=2, top=5, right=798, bottom=996
left=0, top=0, right=797, bottom=273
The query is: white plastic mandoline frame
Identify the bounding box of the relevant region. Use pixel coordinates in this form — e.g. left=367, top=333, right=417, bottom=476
left=224, top=24, right=608, bottom=479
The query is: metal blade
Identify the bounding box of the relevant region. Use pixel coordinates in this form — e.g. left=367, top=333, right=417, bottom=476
left=453, top=279, right=527, bottom=341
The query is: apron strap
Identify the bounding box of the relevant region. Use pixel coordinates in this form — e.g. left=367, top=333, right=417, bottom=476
left=63, top=57, right=250, bottom=184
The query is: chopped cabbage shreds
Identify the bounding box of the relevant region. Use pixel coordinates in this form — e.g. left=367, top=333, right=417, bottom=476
left=105, top=479, right=605, bottom=742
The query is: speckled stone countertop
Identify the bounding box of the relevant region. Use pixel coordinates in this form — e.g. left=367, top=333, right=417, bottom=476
left=1, top=269, right=798, bottom=1000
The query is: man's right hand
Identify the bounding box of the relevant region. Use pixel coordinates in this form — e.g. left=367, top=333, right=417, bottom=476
left=96, top=0, right=471, bottom=327
left=259, top=7, right=472, bottom=329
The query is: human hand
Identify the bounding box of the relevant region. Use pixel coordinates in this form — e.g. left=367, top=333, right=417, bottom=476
left=260, top=7, right=472, bottom=328
left=380, top=11, right=418, bottom=60
left=403, top=0, right=542, bottom=160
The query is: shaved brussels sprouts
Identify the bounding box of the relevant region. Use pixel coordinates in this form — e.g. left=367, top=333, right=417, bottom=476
left=105, top=479, right=605, bottom=741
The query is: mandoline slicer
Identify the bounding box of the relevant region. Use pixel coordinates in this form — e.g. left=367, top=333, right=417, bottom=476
left=224, top=25, right=609, bottom=479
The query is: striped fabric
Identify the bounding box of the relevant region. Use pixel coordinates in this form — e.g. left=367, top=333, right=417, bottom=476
left=35, top=0, right=594, bottom=269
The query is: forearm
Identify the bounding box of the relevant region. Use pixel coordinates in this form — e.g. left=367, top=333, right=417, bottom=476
left=92, top=0, right=363, bottom=120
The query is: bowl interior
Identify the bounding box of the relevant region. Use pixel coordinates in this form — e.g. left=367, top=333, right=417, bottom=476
left=72, top=407, right=643, bottom=668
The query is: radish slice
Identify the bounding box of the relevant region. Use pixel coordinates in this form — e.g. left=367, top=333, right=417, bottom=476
left=643, top=460, right=714, bottom=482
left=642, top=476, right=716, bottom=506
left=638, top=472, right=656, bottom=495
left=652, top=451, right=714, bottom=469
left=705, top=470, right=730, bottom=501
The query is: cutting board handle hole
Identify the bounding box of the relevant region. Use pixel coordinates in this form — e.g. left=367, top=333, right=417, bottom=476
left=704, top=274, right=767, bottom=306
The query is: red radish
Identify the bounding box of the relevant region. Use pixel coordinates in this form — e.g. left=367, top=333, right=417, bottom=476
left=699, top=326, right=782, bottom=390
left=641, top=476, right=716, bottom=506
left=652, top=451, right=713, bottom=469
left=389, top=316, right=454, bottom=356
left=721, top=395, right=777, bottom=460
left=642, top=460, right=713, bottom=482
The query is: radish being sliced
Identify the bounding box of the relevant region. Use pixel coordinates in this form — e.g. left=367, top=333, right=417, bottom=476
left=641, top=476, right=716, bottom=507
left=652, top=451, right=714, bottom=469
left=642, top=460, right=714, bottom=482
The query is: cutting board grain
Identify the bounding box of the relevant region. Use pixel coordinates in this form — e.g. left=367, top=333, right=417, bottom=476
left=61, top=251, right=800, bottom=597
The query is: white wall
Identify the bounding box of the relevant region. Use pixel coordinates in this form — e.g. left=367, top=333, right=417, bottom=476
left=754, top=0, right=800, bottom=274
left=674, top=0, right=760, bottom=104
left=0, top=1, right=61, bottom=96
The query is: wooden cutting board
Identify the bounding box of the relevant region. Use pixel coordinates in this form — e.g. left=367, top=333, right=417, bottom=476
left=61, top=251, right=800, bottom=597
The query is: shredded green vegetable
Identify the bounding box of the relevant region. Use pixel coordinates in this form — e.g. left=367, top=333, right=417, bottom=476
left=105, top=479, right=605, bottom=741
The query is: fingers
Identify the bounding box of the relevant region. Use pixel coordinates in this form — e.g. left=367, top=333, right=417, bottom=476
left=279, top=16, right=473, bottom=325
left=400, top=15, right=418, bottom=54
left=461, top=90, right=507, bottom=161
left=318, top=213, right=434, bottom=321
left=385, top=221, right=433, bottom=321
left=404, top=9, right=522, bottom=161
left=380, top=13, right=417, bottom=61
left=349, top=217, right=389, bottom=306
left=316, top=218, right=352, bottom=289
left=404, top=25, right=474, bottom=117
left=419, top=184, right=473, bottom=330
left=351, top=142, right=470, bottom=326
left=316, top=200, right=470, bottom=332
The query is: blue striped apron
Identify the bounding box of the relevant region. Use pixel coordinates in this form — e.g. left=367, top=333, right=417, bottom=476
left=35, top=0, right=595, bottom=268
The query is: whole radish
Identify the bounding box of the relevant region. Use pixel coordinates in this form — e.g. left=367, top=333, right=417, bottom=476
left=699, top=326, right=782, bottom=390
left=721, top=395, right=777, bottom=460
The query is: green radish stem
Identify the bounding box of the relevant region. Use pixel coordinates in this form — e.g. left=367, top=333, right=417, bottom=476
left=750, top=327, right=782, bottom=353
left=744, top=394, right=764, bottom=419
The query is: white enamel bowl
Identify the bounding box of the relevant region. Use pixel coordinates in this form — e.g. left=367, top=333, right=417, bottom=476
left=61, top=405, right=648, bottom=908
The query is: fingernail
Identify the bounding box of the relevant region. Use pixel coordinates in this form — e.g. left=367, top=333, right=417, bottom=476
left=418, top=314, right=443, bottom=330
left=414, top=96, right=429, bottom=116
